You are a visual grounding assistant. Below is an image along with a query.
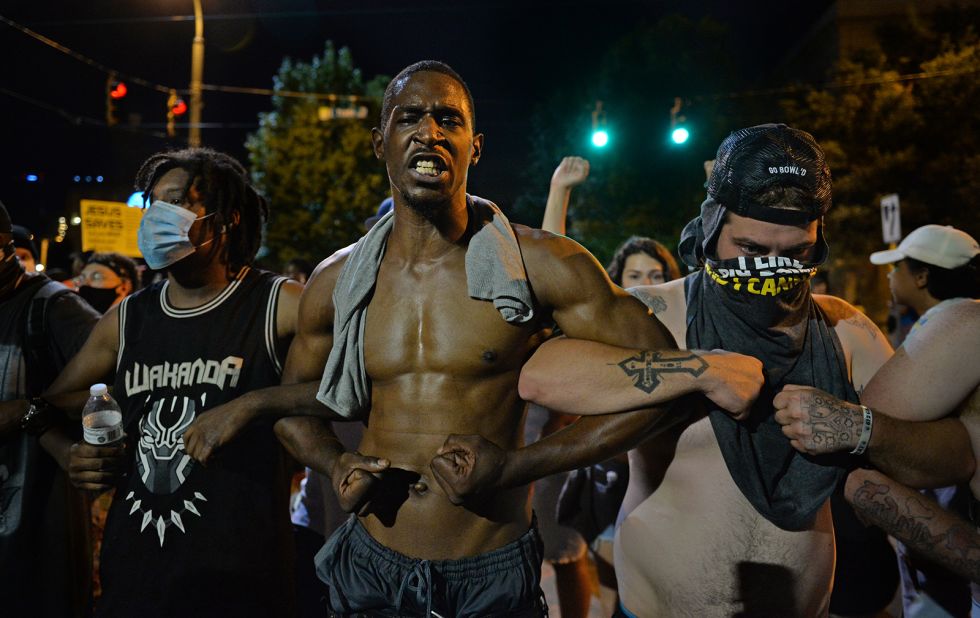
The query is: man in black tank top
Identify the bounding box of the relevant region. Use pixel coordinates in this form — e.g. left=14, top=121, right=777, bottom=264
left=33, top=149, right=304, bottom=617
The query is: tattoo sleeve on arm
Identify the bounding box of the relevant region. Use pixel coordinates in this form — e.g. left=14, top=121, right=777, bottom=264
left=849, top=472, right=980, bottom=584
left=844, top=313, right=879, bottom=341
left=614, top=351, right=707, bottom=394
left=629, top=289, right=668, bottom=315
left=801, top=393, right=861, bottom=452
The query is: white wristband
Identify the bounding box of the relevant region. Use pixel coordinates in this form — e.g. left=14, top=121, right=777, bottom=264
left=850, top=405, right=873, bottom=456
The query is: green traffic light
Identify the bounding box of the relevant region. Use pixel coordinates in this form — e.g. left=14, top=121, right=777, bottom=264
left=671, top=127, right=690, bottom=144
left=592, top=130, right=609, bottom=148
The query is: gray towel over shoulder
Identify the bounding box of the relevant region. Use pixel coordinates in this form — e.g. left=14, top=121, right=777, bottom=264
left=316, top=194, right=535, bottom=419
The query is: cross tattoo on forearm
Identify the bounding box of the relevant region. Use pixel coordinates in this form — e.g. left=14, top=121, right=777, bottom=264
left=615, top=351, right=708, bottom=394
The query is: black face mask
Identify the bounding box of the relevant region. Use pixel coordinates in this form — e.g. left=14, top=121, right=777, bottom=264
left=78, top=285, right=120, bottom=314
left=700, top=254, right=820, bottom=333
left=0, top=243, right=26, bottom=299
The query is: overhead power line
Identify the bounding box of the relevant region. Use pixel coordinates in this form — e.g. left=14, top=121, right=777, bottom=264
left=0, top=14, right=375, bottom=102
left=689, top=65, right=980, bottom=103
left=199, top=83, right=375, bottom=102
left=30, top=4, right=579, bottom=27
left=0, top=14, right=176, bottom=94
left=0, top=86, right=172, bottom=139
left=3, top=13, right=976, bottom=111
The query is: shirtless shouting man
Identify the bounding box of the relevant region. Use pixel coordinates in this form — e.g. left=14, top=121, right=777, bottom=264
left=520, top=124, right=893, bottom=617
left=192, top=61, right=763, bottom=617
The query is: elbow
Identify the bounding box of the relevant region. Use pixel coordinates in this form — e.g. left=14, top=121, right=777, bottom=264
left=843, top=468, right=886, bottom=505
left=273, top=417, right=298, bottom=449
left=518, top=364, right=545, bottom=404
left=519, top=349, right=562, bottom=407
left=520, top=338, right=565, bottom=405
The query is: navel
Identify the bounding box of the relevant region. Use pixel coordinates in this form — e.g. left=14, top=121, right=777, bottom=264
left=481, top=350, right=498, bottom=363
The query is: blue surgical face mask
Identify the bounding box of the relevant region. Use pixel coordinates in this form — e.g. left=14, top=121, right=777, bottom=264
left=137, top=200, right=217, bottom=270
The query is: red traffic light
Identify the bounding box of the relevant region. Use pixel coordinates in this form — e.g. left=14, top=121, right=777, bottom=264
left=109, top=81, right=128, bottom=99
left=171, top=99, right=188, bottom=116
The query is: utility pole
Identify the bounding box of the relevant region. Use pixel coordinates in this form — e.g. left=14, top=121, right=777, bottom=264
left=189, top=0, right=204, bottom=146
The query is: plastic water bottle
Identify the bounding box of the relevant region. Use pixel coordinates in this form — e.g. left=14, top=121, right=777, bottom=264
left=82, top=383, right=124, bottom=445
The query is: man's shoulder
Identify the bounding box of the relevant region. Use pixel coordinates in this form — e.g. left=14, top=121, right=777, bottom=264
left=912, top=299, right=980, bottom=344
left=512, top=224, right=578, bottom=257
left=812, top=293, right=858, bottom=319
left=936, top=298, right=980, bottom=324
left=118, top=279, right=164, bottom=308
left=512, top=225, right=606, bottom=305
left=813, top=294, right=891, bottom=389
left=812, top=294, right=879, bottom=337
left=21, top=274, right=63, bottom=299
left=42, top=280, right=99, bottom=321
left=628, top=278, right=690, bottom=346
left=293, top=244, right=357, bottom=322
left=307, top=245, right=356, bottom=292
left=628, top=278, right=688, bottom=315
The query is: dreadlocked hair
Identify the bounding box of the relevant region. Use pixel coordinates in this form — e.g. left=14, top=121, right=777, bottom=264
left=135, top=148, right=268, bottom=271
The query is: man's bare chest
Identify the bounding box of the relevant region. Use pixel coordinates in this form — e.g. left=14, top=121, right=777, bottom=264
left=362, top=258, right=540, bottom=380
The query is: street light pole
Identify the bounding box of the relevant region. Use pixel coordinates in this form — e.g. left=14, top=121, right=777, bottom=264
left=189, top=0, right=204, bottom=146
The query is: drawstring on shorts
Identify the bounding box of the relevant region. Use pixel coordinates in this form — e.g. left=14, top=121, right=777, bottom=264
left=395, top=559, right=433, bottom=617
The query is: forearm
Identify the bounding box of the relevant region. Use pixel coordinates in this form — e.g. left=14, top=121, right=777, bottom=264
left=541, top=183, right=572, bottom=235
left=521, top=339, right=713, bottom=414
left=502, top=399, right=692, bottom=488
left=868, top=414, right=976, bottom=488
left=39, top=389, right=92, bottom=421
left=237, top=380, right=348, bottom=423
left=846, top=468, right=980, bottom=584
left=273, top=416, right=347, bottom=476
left=38, top=424, right=76, bottom=471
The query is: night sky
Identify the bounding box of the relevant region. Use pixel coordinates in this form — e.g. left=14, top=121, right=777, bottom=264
left=0, top=0, right=833, bottom=251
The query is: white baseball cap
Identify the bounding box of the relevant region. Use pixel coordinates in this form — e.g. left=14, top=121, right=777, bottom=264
left=870, top=224, right=980, bottom=269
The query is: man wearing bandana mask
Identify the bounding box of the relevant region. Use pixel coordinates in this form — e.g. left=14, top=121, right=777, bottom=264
left=520, top=124, right=894, bottom=616
left=0, top=200, right=101, bottom=617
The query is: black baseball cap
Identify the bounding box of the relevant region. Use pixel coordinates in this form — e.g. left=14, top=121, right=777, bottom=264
left=706, top=123, right=832, bottom=225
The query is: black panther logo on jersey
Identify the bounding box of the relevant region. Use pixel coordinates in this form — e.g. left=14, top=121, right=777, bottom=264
left=128, top=394, right=207, bottom=546
left=137, top=396, right=196, bottom=494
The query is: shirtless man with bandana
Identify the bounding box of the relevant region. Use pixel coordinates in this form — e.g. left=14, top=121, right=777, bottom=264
left=520, top=125, right=893, bottom=617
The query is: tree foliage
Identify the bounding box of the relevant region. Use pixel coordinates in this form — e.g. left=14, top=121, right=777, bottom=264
left=783, top=34, right=980, bottom=256
left=246, top=43, right=389, bottom=265
left=513, top=15, right=741, bottom=264
left=782, top=9, right=980, bottom=313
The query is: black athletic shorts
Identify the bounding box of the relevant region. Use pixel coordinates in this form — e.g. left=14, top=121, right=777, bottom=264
left=315, top=515, right=548, bottom=617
